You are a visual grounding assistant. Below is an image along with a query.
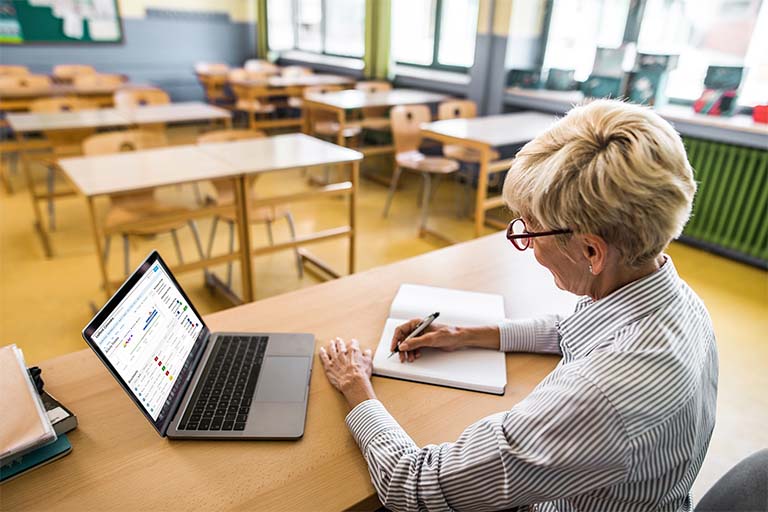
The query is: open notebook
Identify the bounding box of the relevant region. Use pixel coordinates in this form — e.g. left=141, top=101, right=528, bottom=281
left=373, top=284, right=507, bottom=394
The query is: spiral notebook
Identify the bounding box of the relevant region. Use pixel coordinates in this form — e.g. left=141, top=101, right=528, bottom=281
left=372, top=284, right=507, bottom=395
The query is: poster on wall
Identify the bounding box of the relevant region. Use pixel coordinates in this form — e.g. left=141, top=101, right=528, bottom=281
left=0, top=0, right=123, bottom=44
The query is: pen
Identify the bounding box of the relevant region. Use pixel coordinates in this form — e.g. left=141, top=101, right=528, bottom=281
left=389, top=312, right=440, bottom=358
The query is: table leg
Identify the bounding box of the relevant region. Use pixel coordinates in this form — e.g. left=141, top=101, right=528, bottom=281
left=234, top=175, right=254, bottom=302
left=86, top=196, right=110, bottom=295
left=474, top=146, right=491, bottom=238
left=349, top=160, right=358, bottom=274
left=18, top=135, right=53, bottom=257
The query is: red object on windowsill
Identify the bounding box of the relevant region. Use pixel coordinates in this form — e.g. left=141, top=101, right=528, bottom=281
left=753, top=105, right=768, bottom=124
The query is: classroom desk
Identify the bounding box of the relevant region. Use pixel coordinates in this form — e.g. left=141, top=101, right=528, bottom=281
left=6, top=102, right=231, bottom=258
left=302, top=88, right=450, bottom=157
left=421, top=112, right=557, bottom=236
left=58, top=134, right=362, bottom=303
left=0, top=232, right=577, bottom=511
left=0, top=83, right=135, bottom=111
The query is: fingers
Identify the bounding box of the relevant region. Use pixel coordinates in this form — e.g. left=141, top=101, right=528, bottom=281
left=399, top=332, right=434, bottom=352
left=391, top=318, right=422, bottom=351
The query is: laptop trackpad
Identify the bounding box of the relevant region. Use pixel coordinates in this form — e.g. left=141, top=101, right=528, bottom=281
left=254, top=357, right=308, bottom=403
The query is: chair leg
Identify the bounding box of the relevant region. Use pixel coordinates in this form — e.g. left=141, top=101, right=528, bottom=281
left=383, top=166, right=402, bottom=218
left=47, top=166, right=56, bottom=231
left=419, top=173, right=436, bottom=236
left=226, top=221, right=235, bottom=288
left=188, top=221, right=205, bottom=261
left=103, top=235, right=112, bottom=266
left=265, top=220, right=274, bottom=245
left=171, top=229, right=184, bottom=264
left=285, top=212, right=303, bottom=278
left=206, top=217, right=219, bottom=258
left=122, top=235, right=130, bottom=276
left=192, top=183, right=204, bottom=205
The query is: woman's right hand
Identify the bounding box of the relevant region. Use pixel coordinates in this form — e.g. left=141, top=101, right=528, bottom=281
left=390, top=319, right=466, bottom=363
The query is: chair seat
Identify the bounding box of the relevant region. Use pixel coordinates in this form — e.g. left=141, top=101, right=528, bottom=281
left=235, top=99, right=276, bottom=114
left=287, top=97, right=303, bottom=109
left=396, top=151, right=460, bottom=174
left=359, top=117, right=390, bottom=130
left=313, top=121, right=362, bottom=138
left=104, top=199, right=191, bottom=235
left=209, top=181, right=291, bottom=223
left=443, top=144, right=500, bottom=163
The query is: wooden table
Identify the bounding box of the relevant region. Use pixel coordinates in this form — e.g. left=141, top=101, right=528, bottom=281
left=0, top=232, right=577, bottom=511
left=421, top=112, right=557, bottom=236
left=303, top=88, right=450, bottom=157
left=0, top=83, right=137, bottom=111
left=58, top=134, right=362, bottom=303
left=198, top=134, right=362, bottom=285
left=6, top=102, right=231, bottom=257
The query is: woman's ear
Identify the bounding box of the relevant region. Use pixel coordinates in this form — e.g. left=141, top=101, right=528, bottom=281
left=580, top=234, right=608, bottom=275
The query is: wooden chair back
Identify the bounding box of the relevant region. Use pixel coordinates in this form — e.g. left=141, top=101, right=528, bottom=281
left=390, top=104, right=430, bottom=154
left=52, top=64, right=96, bottom=82
left=281, top=66, right=313, bottom=78
left=30, top=96, right=98, bottom=157
left=228, top=68, right=269, bottom=83
left=437, top=99, right=477, bottom=120
left=29, top=96, right=95, bottom=112
left=0, top=74, right=52, bottom=89
left=355, top=81, right=392, bottom=94
left=113, top=88, right=170, bottom=108
left=73, top=73, right=126, bottom=88
left=244, top=60, right=279, bottom=74
left=302, top=85, right=343, bottom=98
left=196, top=129, right=266, bottom=144
left=0, top=65, right=29, bottom=76
left=194, top=62, right=229, bottom=75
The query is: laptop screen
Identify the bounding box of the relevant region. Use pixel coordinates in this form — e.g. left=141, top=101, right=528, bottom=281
left=84, top=252, right=207, bottom=433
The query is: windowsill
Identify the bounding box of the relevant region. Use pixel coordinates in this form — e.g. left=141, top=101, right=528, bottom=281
left=392, top=64, right=471, bottom=85
left=276, top=50, right=364, bottom=71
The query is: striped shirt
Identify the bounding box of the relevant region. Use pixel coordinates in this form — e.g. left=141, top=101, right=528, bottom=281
left=346, top=257, right=718, bottom=511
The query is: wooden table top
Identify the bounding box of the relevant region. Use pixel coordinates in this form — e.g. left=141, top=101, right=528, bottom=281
left=422, top=112, right=558, bottom=147
left=304, top=88, right=450, bottom=110
left=198, top=133, right=363, bottom=174
left=7, top=102, right=230, bottom=132
left=0, top=83, right=128, bottom=99
left=1, top=232, right=577, bottom=511
left=59, top=144, right=238, bottom=197
left=231, top=74, right=355, bottom=89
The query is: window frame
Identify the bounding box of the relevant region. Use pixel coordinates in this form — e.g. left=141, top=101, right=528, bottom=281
left=393, top=0, right=479, bottom=73
left=265, top=0, right=365, bottom=60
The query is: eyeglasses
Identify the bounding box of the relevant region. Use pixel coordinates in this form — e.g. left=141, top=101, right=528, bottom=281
left=506, top=217, right=572, bottom=251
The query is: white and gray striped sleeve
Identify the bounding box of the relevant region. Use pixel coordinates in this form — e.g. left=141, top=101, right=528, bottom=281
left=346, top=371, right=629, bottom=511
left=498, top=314, right=563, bottom=354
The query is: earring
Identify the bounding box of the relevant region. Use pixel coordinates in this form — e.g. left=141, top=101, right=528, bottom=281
left=589, top=265, right=593, bottom=274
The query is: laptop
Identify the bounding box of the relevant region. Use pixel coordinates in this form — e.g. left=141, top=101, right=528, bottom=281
left=82, top=250, right=314, bottom=440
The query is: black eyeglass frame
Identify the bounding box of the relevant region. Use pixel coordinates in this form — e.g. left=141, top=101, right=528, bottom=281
left=506, top=217, right=573, bottom=251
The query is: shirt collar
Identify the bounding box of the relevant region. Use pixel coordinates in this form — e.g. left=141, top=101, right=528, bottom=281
left=557, top=256, right=681, bottom=357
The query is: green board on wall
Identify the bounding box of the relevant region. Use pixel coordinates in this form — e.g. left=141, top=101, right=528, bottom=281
left=0, top=0, right=123, bottom=44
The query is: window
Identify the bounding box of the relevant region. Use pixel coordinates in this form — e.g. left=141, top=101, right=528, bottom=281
left=505, top=0, right=547, bottom=70
left=638, top=0, right=766, bottom=106
left=542, top=0, right=631, bottom=81
left=391, top=0, right=480, bottom=71
left=266, top=0, right=365, bottom=58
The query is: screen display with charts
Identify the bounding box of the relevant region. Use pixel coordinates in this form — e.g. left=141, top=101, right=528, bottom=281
left=90, top=262, right=203, bottom=420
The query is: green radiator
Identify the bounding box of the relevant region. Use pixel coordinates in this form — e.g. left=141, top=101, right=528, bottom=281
left=682, top=137, right=767, bottom=266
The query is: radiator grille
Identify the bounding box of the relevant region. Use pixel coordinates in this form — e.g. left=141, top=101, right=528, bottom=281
left=683, top=137, right=767, bottom=264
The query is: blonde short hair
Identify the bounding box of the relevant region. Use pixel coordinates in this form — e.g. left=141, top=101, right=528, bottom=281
left=503, top=99, right=696, bottom=267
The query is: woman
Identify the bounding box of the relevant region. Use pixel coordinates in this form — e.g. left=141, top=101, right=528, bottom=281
left=319, top=99, right=717, bottom=511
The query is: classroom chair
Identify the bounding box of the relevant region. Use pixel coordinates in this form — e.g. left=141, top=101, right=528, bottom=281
left=302, top=85, right=361, bottom=140
left=383, top=105, right=460, bottom=238
left=29, top=96, right=98, bottom=230
left=280, top=65, right=313, bottom=78
left=82, top=130, right=206, bottom=280
left=113, top=88, right=171, bottom=135
left=0, top=65, right=29, bottom=76
left=355, top=81, right=392, bottom=131
left=52, top=64, right=96, bottom=83
left=437, top=99, right=500, bottom=163
left=72, top=73, right=126, bottom=88
left=244, top=59, right=279, bottom=75
left=0, top=74, right=52, bottom=89
left=228, top=70, right=277, bottom=130
left=196, top=129, right=303, bottom=284
left=194, top=62, right=231, bottom=107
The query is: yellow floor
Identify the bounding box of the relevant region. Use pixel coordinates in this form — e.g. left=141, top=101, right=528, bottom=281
left=0, top=126, right=765, bottom=500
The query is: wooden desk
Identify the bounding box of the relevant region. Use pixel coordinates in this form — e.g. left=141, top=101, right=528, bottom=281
left=6, top=102, right=232, bottom=258
left=421, top=112, right=557, bottom=235
left=303, top=89, right=450, bottom=157
left=1, top=232, right=577, bottom=511
left=198, top=134, right=363, bottom=283
left=0, top=83, right=133, bottom=111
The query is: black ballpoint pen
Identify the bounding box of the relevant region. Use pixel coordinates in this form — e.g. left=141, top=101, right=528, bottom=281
left=389, top=312, right=440, bottom=358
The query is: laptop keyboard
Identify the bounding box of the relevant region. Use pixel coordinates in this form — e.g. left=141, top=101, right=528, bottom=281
left=178, top=335, right=268, bottom=432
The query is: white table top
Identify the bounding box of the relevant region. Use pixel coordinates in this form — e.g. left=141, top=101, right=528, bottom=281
left=231, top=74, right=354, bottom=89
left=116, top=102, right=231, bottom=125
left=198, top=133, right=363, bottom=174
left=59, top=145, right=238, bottom=196
left=7, top=108, right=130, bottom=132
left=304, top=88, right=450, bottom=109
left=422, top=112, right=558, bottom=147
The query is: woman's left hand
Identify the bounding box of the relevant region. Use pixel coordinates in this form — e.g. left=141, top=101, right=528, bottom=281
left=319, top=337, right=377, bottom=409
